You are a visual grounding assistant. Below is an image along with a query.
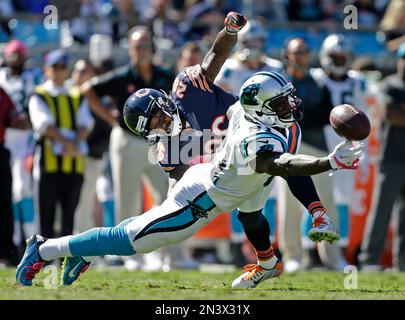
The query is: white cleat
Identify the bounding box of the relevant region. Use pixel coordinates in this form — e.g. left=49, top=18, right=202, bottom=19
left=232, top=261, right=284, bottom=289
left=308, top=213, right=340, bottom=244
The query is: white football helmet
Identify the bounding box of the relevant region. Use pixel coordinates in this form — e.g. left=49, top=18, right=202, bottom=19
left=319, top=33, right=353, bottom=77
left=236, top=20, right=267, bottom=62
left=239, top=71, right=303, bottom=129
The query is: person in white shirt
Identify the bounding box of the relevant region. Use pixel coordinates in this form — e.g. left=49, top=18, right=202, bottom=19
left=28, top=50, right=94, bottom=239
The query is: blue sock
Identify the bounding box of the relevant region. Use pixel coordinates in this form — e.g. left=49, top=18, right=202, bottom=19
left=337, top=204, right=349, bottom=242
left=69, top=224, right=136, bottom=257
left=263, top=198, right=276, bottom=239
left=102, top=200, right=115, bottom=227
left=19, top=198, right=35, bottom=223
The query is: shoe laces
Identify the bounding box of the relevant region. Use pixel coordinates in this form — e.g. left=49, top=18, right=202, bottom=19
left=242, top=264, right=264, bottom=280
left=25, top=261, right=45, bottom=280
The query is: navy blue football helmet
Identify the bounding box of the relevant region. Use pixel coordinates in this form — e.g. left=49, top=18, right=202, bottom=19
left=123, top=88, right=183, bottom=139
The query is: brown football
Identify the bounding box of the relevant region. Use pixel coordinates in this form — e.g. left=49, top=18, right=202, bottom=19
left=329, top=104, right=371, bottom=141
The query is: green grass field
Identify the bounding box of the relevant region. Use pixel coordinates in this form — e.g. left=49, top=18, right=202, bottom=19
left=2, top=267, right=405, bottom=300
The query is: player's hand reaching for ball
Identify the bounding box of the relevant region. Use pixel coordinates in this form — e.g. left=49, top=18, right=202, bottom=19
left=224, top=12, right=247, bottom=35
left=328, top=141, right=365, bottom=170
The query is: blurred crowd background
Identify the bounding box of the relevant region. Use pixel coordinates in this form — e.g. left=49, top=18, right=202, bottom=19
left=0, top=0, right=405, bottom=274
left=0, top=0, right=403, bottom=70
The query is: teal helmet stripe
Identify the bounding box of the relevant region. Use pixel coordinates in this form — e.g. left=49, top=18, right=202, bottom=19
left=253, top=71, right=288, bottom=87
left=268, top=71, right=288, bottom=86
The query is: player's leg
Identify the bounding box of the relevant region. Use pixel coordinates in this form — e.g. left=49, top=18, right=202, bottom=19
left=125, top=162, right=220, bottom=255
left=229, top=183, right=278, bottom=268
left=231, top=186, right=283, bottom=289
left=16, top=219, right=136, bottom=286
left=17, top=193, right=219, bottom=286
left=16, top=164, right=220, bottom=285
left=231, top=209, right=283, bottom=289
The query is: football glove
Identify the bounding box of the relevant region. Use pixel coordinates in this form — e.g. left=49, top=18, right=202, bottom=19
left=328, top=141, right=365, bottom=170
left=224, top=11, right=247, bottom=35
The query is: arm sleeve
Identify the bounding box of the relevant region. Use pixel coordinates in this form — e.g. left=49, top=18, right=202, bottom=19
left=285, top=175, right=325, bottom=215
left=28, top=94, right=55, bottom=136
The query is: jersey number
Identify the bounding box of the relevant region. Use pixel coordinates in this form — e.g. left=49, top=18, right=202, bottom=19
left=172, top=77, right=187, bottom=99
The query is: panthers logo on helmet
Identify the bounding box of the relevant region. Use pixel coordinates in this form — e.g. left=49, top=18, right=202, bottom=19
left=240, top=83, right=260, bottom=106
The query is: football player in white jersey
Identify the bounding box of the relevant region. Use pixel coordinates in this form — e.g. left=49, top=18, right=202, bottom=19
left=308, top=33, right=369, bottom=247
left=215, top=19, right=284, bottom=262
left=16, top=71, right=363, bottom=289
left=0, top=40, right=42, bottom=248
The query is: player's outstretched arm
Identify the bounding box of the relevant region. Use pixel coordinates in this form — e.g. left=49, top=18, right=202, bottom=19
left=253, top=141, right=364, bottom=177
left=201, top=12, right=247, bottom=82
